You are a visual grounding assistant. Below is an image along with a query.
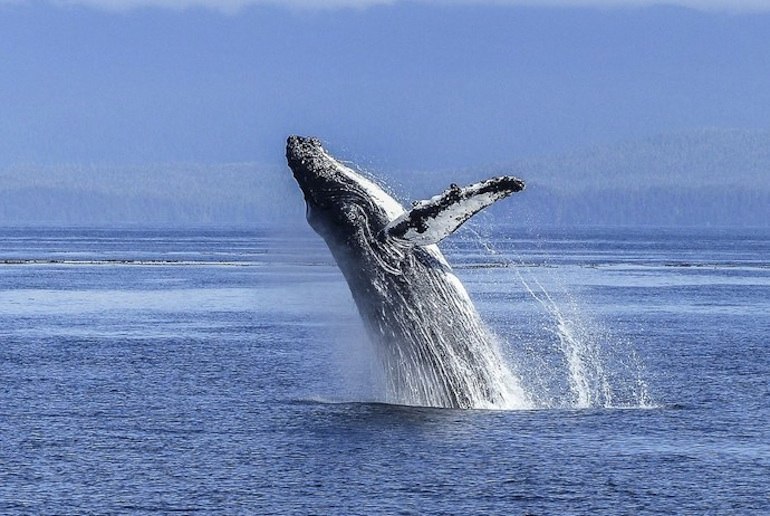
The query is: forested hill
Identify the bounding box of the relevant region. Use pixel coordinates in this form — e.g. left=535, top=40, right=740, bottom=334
left=1, top=129, right=768, bottom=228
left=410, top=129, right=770, bottom=228
left=0, top=162, right=305, bottom=228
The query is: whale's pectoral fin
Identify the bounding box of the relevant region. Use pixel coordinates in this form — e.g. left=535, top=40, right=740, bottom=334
left=383, top=176, right=525, bottom=246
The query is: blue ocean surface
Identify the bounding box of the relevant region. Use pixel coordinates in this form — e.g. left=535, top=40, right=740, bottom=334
left=1, top=226, right=768, bottom=514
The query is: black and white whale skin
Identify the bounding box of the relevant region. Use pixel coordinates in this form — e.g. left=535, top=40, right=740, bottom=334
left=287, top=135, right=530, bottom=409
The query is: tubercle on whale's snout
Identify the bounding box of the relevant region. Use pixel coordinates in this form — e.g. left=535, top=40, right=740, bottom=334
left=286, top=135, right=323, bottom=162
left=286, top=135, right=329, bottom=183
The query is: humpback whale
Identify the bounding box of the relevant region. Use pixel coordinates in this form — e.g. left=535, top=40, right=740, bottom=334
left=287, top=135, right=529, bottom=409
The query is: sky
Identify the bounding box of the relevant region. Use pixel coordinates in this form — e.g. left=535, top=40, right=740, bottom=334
left=2, top=0, right=770, bottom=171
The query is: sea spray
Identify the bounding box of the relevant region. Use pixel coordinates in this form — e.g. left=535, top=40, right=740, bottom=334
left=461, top=226, right=653, bottom=409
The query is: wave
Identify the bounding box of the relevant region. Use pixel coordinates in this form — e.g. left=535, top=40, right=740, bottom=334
left=0, top=259, right=261, bottom=267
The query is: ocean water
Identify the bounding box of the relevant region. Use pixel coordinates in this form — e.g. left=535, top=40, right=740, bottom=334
left=1, top=226, right=768, bottom=514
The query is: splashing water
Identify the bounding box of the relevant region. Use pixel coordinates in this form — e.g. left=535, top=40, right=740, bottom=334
left=466, top=228, right=654, bottom=410
left=519, top=273, right=613, bottom=408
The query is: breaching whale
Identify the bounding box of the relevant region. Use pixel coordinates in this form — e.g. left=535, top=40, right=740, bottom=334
left=287, top=135, right=529, bottom=409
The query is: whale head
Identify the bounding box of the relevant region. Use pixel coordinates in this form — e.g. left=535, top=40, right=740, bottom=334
left=286, top=135, right=404, bottom=247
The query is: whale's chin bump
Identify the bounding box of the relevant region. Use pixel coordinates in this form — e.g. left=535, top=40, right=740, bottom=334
left=285, top=135, right=530, bottom=409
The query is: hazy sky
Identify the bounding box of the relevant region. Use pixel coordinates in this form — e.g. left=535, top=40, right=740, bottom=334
left=2, top=0, right=769, bottom=169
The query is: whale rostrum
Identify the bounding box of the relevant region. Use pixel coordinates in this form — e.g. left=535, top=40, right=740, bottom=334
left=286, top=135, right=530, bottom=409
